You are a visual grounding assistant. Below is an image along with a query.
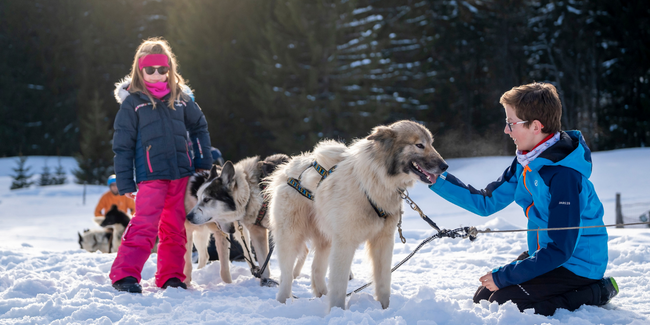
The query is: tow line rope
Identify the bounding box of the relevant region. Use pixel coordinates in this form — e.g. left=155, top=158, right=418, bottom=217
left=347, top=189, right=650, bottom=296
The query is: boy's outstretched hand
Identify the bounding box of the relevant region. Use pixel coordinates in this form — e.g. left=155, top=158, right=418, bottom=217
left=480, top=272, right=499, bottom=291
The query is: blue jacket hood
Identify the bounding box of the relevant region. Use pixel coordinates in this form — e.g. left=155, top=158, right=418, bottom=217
left=528, top=130, right=593, bottom=179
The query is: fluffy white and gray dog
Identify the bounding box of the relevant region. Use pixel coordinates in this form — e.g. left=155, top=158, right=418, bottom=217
left=267, top=120, right=447, bottom=311
left=186, top=154, right=289, bottom=286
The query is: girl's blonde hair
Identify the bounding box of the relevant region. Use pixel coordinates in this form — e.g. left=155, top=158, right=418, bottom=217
left=128, top=37, right=189, bottom=109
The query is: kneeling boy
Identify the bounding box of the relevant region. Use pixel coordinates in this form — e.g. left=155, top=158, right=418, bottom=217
left=429, top=82, right=618, bottom=316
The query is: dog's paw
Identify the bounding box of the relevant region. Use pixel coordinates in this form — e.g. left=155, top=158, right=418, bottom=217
left=260, top=278, right=279, bottom=287
left=312, top=286, right=328, bottom=298
left=276, top=291, right=290, bottom=303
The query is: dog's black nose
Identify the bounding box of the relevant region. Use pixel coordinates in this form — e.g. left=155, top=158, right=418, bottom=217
left=440, top=162, right=448, bottom=172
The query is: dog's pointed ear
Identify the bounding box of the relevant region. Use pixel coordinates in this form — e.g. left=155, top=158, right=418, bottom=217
left=109, top=205, right=118, bottom=212
left=258, top=161, right=275, bottom=178
left=257, top=161, right=267, bottom=178
left=367, top=126, right=397, bottom=142
left=220, top=161, right=235, bottom=185
left=208, top=164, right=220, bottom=181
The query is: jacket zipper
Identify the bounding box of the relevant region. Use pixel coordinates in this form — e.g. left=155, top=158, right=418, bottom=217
left=146, top=145, right=153, bottom=173
left=522, top=165, right=540, bottom=250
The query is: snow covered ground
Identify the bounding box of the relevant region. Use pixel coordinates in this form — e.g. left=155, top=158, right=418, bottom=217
left=0, top=149, right=649, bottom=324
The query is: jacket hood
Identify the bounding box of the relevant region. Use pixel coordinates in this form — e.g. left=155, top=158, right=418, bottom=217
left=113, top=75, right=195, bottom=104
left=531, top=130, right=593, bottom=178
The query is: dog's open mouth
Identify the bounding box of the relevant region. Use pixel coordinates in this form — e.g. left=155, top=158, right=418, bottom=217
left=410, top=161, right=438, bottom=184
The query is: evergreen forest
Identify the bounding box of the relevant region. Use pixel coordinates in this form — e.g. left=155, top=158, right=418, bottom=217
left=1, top=0, right=648, bottom=184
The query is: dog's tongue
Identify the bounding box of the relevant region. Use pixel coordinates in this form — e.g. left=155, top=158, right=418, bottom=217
left=413, top=162, right=437, bottom=182
left=422, top=168, right=438, bottom=182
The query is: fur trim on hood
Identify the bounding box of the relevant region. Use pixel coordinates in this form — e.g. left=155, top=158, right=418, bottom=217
left=113, top=76, right=195, bottom=104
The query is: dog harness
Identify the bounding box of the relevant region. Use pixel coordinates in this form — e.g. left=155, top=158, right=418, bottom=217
left=366, top=193, right=389, bottom=218
left=254, top=183, right=269, bottom=227
left=287, top=161, right=389, bottom=219
left=287, top=161, right=336, bottom=200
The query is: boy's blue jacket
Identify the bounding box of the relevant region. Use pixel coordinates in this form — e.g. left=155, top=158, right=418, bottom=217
left=112, top=78, right=213, bottom=195
left=429, top=131, right=607, bottom=288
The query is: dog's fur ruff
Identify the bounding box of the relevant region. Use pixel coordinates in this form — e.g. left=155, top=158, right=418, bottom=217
left=268, top=121, right=448, bottom=310
left=186, top=154, right=289, bottom=285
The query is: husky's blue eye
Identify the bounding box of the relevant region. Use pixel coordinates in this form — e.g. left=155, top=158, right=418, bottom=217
left=415, top=143, right=425, bottom=149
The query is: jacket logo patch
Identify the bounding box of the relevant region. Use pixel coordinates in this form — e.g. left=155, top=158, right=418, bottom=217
left=558, top=201, right=571, bottom=205
left=534, top=180, right=538, bottom=186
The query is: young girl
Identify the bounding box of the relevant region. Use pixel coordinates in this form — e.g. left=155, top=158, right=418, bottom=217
left=110, top=38, right=213, bottom=293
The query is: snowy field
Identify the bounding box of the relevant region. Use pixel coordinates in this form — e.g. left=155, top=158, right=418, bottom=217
left=0, top=149, right=649, bottom=324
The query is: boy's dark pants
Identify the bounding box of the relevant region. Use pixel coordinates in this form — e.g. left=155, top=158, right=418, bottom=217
left=473, top=252, right=599, bottom=316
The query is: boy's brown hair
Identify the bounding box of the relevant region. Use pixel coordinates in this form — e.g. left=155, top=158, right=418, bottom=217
left=500, top=82, right=562, bottom=134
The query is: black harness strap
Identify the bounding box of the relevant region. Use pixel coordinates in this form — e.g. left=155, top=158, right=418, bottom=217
left=287, top=160, right=391, bottom=220
left=366, top=193, right=389, bottom=218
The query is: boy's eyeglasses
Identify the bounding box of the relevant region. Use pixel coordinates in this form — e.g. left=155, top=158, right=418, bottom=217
left=143, top=66, right=169, bottom=75
left=506, top=120, right=528, bottom=132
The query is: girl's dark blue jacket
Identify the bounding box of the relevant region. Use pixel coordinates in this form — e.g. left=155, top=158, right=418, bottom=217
left=112, top=77, right=213, bottom=195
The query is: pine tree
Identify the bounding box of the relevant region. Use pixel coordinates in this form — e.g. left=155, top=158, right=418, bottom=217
left=73, top=90, right=114, bottom=185
left=344, top=0, right=518, bottom=157
left=53, top=157, right=67, bottom=185
left=39, top=163, right=53, bottom=186
left=251, top=0, right=386, bottom=155
left=10, top=155, right=34, bottom=190
left=167, top=0, right=273, bottom=160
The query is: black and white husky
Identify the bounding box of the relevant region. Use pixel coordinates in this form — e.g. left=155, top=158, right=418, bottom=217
left=186, top=154, right=289, bottom=286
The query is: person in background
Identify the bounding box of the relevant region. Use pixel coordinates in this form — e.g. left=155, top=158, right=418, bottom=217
left=110, top=37, right=213, bottom=293
left=210, top=147, right=225, bottom=166
left=428, top=82, right=618, bottom=316
left=94, top=174, right=135, bottom=225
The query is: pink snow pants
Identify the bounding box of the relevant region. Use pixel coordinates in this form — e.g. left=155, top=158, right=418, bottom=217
left=109, top=177, right=188, bottom=287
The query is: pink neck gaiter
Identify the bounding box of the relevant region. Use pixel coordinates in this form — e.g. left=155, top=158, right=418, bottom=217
left=144, top=81, right=170, bottom=99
